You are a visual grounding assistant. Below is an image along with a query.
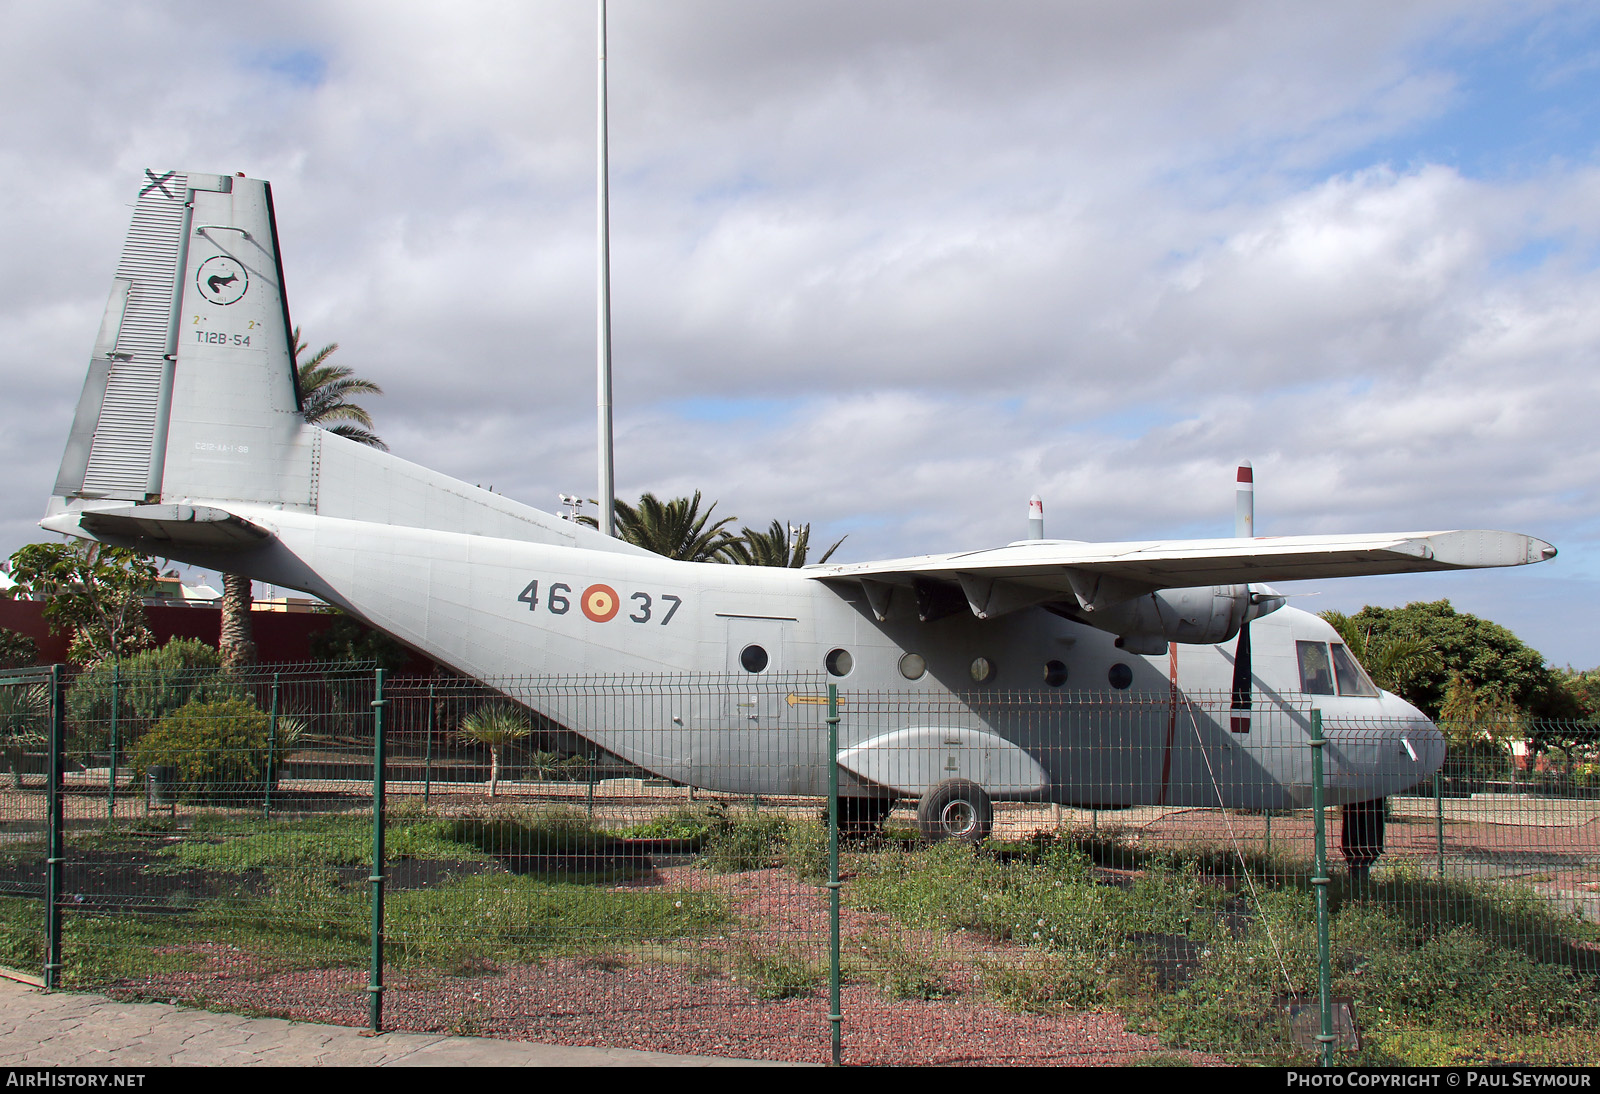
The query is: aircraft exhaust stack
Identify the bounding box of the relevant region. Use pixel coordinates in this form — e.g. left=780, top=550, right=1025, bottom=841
left=1028, top=494, right=1044, bottom=540
left=1235, top=460, right=1254, bottom=538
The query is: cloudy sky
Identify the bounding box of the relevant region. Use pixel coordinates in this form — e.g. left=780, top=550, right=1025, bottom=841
left=2, top=1, right=1598, bottom=666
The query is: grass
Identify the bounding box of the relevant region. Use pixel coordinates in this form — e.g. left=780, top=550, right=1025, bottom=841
left=849, top=930, right=948, bottom=1001
left=847, top=834, right=1600, bottom=1065
left=386, top=874, right=730, bottom=970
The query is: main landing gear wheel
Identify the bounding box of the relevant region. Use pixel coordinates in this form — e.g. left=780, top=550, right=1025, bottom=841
left=916, top=779, right=993, bottom=843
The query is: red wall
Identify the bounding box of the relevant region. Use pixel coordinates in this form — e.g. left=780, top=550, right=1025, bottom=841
left=0, top=599, right=435, bottom=672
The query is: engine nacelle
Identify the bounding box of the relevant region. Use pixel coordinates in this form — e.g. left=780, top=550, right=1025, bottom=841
left=1052, top=585, right=1284, bottom=655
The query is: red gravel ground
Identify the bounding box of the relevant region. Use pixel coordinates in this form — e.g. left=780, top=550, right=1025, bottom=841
left=113, top=866, right=1221, bottom=1066
left=123, top=953, right=1205, bottom=1066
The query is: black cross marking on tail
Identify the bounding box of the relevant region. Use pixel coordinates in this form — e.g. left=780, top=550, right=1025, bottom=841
left=140, top=170, right=177, bottom=199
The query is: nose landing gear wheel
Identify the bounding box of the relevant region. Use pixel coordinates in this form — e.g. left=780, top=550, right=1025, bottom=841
left=916, top=779, right=993, bottom=842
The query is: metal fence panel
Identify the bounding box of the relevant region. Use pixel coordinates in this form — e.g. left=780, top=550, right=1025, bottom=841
left=1, top=664, right=1594, bottom=1065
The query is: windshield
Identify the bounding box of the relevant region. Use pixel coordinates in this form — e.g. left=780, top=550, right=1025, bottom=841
left=1330, top=642, right=1380, bottom=697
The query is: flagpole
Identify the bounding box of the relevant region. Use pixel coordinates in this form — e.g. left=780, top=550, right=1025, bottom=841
left=597, top=0, right=616, bottom=537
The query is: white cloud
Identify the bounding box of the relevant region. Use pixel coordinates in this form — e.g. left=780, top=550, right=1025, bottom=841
left=2, top=0, right=1596, bottom=666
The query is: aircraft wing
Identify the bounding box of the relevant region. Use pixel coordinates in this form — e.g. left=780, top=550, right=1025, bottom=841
left=807, top=529, right=1556, bottom=621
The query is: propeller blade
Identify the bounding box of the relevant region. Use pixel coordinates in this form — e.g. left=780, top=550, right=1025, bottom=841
left=1230, top=614, right=1252, bottom=733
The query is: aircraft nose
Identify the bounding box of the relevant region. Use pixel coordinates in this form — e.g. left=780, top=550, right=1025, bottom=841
left=1375, top=691, right=1445, bottom=791
left=1316, top=692, right=1444, bottom=802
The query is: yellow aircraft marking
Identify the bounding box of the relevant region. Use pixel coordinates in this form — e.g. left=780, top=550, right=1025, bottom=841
left=785, top=693, right=847, bottom=707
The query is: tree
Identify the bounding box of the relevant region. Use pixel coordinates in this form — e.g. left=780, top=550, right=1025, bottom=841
left=610, top=491, right=744, bottom=562
left=1321, top=609, right=1442, bottom=699
left=726, top=520, right=846, bottom=568
left=0, top=629, right=37, bottom=670
left=458, top=702, right=532, bottom=796
left=1529, top=667, right=1600, bottom=773
left=293, top=328, right=388, bottom=451
left=219, top=329, right=386, bottom=669
left=1330, top=600, right=1561, bottom=721
left=7, top=541, right=156, bottom=667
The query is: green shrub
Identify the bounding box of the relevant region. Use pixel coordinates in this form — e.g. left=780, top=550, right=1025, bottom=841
left=130, top=697, right=269, bottom=801
left=616, top=809, right=716, bottom=846
left=67, top=639, right=235, bottom=754
left=0, top=682, right=48, bottom=788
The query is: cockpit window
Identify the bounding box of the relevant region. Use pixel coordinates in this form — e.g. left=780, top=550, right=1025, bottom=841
left=1330, top=643, right=1380, bottom=697
left=1296, top=641, right=1335, bottom=695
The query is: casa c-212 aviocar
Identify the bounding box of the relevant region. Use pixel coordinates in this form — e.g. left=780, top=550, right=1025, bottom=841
left=41, top=170, right=1557, bottom=860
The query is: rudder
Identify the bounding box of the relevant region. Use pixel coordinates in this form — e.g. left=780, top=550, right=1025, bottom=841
left=53, top=170, right=309, bottom=511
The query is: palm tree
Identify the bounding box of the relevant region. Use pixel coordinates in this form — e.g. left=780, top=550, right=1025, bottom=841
left=293, top=329, right=388, bottom=451
left=219, top=330, right=386, bottom=668
left=728, top=520, right=846, bottom=567
left=611, top=491, right=744, bottom=562
left=458, top=701, right=533, bottom=796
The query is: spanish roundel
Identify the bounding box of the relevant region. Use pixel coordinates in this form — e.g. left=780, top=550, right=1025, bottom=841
left=581, top=583, right=620, bottom=622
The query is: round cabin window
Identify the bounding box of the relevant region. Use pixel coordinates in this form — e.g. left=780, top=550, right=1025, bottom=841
left=1044, top=660, right=1069, bottom=688
left=740, top=645, right=769, bottom=673
left=1108, top=662, right=1133, bottom=690
left=970, top=657, right=995, bottom=684
left=825, top=648, right=854, bottom=677
left=898, top=653, right=927, bottom=680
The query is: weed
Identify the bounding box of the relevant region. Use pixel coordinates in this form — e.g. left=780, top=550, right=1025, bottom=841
left=975, top=950, right=1105, bottom=1013
left=851, top=931, right=947, bottom=1000
left=784, top=819, right=829, bottom=884
left=735, top=941, right=823, bottom=1000
left=699, top=812, right=789, bottom=874
left=385, top=874, right=730, bottom=970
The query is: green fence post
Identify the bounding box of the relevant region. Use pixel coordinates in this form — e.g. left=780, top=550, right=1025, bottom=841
left=1434, top=771, right=1445, bottom=877
left=369, top=668, right=387, bottom=1033
left=263, top=674, right=280, bottom=821
left=1310, top=708, right=1334, bottom=1067
left=423, top=679, right=435, bottom=808
left=107, top=663, right=119, bottom=818
left=45, top=665, right=65, bottom=990
left=586, top=750, right=596, bottom=820
left=827, top=682, right=842, bottom=1067
left=1264, top=808, right=1272, bottom=856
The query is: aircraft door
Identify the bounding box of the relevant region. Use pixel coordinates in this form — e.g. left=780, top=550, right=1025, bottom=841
left=720, top=616, right=799, bottom=794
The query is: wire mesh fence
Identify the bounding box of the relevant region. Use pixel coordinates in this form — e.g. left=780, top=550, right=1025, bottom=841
left=0, top=663, right=1594, bottom=1065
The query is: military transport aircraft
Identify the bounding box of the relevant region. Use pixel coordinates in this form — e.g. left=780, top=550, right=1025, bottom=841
left=41, top=171, right=1556, bottom=859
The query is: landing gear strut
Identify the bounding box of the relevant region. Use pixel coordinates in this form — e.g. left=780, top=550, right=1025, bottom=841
left=1339, top=797, right=1386, bottom=881
left=836, top=795, right=896, bottom=841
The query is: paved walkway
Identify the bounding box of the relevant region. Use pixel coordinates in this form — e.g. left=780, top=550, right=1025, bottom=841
left=0, top=979, right=796, bottom=1067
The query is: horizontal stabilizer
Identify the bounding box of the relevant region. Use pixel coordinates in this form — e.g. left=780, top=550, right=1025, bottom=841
left=42, top=505, right=273, bottom=550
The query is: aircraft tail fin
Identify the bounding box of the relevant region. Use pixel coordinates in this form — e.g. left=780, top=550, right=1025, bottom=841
left=48, top=170, right=646, bottom=561
left=53, top=170, right=308, bottom=510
